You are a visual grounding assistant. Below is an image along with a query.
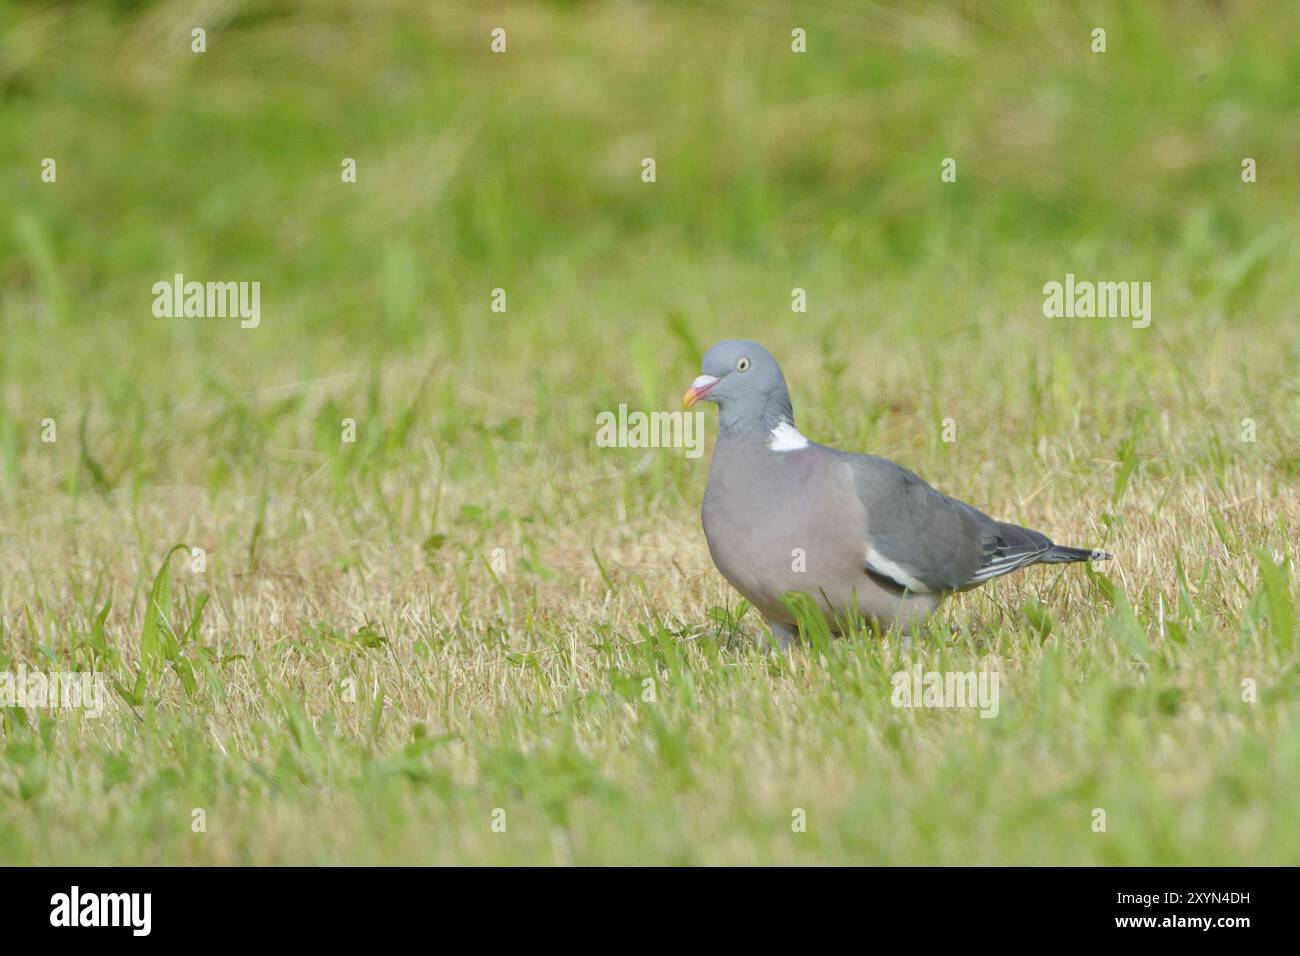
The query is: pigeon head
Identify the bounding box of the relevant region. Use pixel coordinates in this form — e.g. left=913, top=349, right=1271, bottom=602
left=683, top=339, right=794, bottom=434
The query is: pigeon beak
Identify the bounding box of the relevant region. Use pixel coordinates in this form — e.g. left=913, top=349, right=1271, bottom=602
left=683, top=374, right=719, bottom=409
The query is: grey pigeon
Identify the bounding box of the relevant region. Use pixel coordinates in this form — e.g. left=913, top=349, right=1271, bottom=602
left=685, top=340, right=1110, bottom=649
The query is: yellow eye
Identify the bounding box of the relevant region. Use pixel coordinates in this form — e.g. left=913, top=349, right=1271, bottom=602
left=737, top=357, right=751, bottom=372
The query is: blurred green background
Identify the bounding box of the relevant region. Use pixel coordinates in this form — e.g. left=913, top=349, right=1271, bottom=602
left=3, top=0, right=1297, bottom=448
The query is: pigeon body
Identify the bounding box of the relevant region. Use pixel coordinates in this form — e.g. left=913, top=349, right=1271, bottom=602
left=701, top=436, right=944, bottom=634
left=685, top=340, right=1109, bottom=648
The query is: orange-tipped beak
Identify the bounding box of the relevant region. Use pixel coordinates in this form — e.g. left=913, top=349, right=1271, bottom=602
left=683, top=374, right=719, bottom=409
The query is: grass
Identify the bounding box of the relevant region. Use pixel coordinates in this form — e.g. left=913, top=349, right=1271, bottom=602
left=1, top=0, right=1299, bottom=864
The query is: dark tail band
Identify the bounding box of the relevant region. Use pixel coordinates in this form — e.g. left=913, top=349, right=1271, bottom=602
left=1041, top=544, right=1111, bottom=564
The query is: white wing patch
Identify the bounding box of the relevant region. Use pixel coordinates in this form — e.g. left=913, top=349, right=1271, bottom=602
left=767, top=420, right=809, bottom=451
left=866, top=545, right=932, bottom=593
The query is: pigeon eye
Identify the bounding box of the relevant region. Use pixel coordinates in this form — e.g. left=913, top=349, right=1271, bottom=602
left=736, top=357, right=751, bottom=372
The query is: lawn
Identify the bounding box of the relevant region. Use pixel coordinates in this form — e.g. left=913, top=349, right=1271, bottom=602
left=1, top=0, right=1298, bottom=865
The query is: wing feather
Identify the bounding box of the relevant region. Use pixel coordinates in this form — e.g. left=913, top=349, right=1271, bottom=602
left=847, top=454, right=1055, bottom=593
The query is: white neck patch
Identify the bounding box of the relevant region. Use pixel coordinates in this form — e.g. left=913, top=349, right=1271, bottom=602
left=767, top=420, right=809, bottom=452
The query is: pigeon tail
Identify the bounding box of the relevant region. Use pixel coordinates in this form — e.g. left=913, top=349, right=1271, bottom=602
left=1040, top=544, right=1110, bottom=564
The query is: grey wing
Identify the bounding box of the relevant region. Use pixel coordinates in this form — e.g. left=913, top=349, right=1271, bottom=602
left=847, top=454, right=1051, bottom=593
left=962, top=520, right=1055, bottom=588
